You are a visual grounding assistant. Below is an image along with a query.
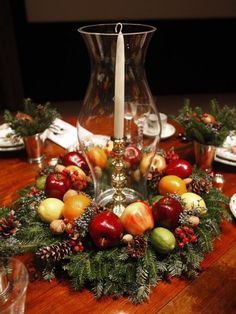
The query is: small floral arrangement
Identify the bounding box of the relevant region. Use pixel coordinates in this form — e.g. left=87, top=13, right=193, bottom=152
left=4, top=98, right=60, bottom=137
left=175, top=98, right=236, bottom=146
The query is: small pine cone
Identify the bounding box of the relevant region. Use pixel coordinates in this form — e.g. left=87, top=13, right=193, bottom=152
left=35, top=240, right=72, bottom=262
left=0, top=210, right=20, bottom=238
left=147, top=170, right=163, bottom=193
left=127, top=235, right=147, bottom=258
left=188, top=176, right=212, bottom=195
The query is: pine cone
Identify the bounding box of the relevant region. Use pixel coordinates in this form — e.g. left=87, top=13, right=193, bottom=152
left=147, top=170, right=163, bottom=194
left=0, top=210, right=20, bottom=238
left=127, top=235, right=147, bottom=258
left=36, top=240, right=72, bottom=262
left=188, top=176, right=212, bottom=195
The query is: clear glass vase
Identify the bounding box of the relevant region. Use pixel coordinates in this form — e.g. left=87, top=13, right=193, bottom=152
left=77, top=23, right=160, bottom=213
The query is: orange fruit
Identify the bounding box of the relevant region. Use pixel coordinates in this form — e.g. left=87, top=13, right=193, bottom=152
left=158, top=175, right=187, bottom=196
left=63, top=194, right=91, bottom=221
left=86, top=146, right=107, bottom=169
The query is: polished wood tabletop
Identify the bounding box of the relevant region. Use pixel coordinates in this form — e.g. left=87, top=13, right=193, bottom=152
left=1, top=117, right=236, bottom=314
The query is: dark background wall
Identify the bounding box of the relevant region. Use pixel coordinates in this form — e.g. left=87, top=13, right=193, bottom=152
left=1, top=0, right=236, bottom=110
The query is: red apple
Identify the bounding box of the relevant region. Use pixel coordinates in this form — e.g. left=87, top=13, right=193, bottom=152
left=152, top=196, right=183, bottom=230
left=45, top=172, right=71, bottom=200
left=165, top=159, right=192, bottom=179
left=61, top=151, right=89, bottom=174
left=120, top=201, right=154, bottom=236
left=124, top=145, right=141, bottom=168
left=89, top=211, right=124, bottom=249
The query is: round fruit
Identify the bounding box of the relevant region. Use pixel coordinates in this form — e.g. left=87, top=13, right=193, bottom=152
left=140, top=152, right=166, bottom=175
left=165, top=159, right=192, bottom=179
left=124, top=145, right=141, bottom=168
left=35, top=175, right=47, bottom=190
left=181, top=192, right=207, bottom=216
left=63, top=194, right=91, bottom=221
left=86, top=146, right=107, bottom=169
left=150, top=227, right=176, bottom=254
left=45, top=172, right=71, bottom=200
left=158, top=175, right=187, bottom=196
left=200, top=113, right=216, bottom=124
left=152, top=196, right=183, bottom=230
left=63, top=189, right=78, bottom=202
left=89, top=211, right=124, bottom=249
left=120, top=201, right=154, bottom=236
left=62, top=151, right=89, bottom=174
left=37, top=198, right=64, bottom=223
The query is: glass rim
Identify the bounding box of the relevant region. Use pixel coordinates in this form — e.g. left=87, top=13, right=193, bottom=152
left=78, top=22, right=156, bottom=36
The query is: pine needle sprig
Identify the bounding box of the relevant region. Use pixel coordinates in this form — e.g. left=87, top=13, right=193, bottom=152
left=174, top=98, right=236, bottom=146
left=4, top=98, right=60, bottom=137
left=14, top=187, right=46, bottom=224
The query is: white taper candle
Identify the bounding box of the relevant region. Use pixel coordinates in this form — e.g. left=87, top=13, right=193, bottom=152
left=114, top=23, right=125, bottom=138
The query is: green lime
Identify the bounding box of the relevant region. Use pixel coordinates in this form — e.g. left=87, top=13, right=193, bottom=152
left=150, top=227, right=176, bottom=254
left=35, top=175, right=47, bottom=190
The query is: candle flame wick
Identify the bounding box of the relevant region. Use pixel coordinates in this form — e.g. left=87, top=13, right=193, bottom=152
left=115, top=22, right=123, bottom=34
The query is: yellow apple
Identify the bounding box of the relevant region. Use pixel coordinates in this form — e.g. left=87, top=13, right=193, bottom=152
left=181, top=192, right=207, bottom=216
left=37, top=198, right=64, bottom=223
left=66, top=165, right=87, bottom=180
left=140, top=152, right=166, bottom=175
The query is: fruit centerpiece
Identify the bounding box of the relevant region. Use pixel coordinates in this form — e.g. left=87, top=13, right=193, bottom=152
left=0, top=146, right=232, bottom=304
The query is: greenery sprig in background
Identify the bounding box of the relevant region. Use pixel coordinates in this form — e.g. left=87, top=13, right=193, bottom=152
left=175, top=98, right=236, bottom=146
left=4, top=98, right=60, bottom=137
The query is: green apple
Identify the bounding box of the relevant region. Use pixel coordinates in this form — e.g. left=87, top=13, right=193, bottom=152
left=37, top=198, right=64, bottom=223
left=35, top=175, right=47, bottom=190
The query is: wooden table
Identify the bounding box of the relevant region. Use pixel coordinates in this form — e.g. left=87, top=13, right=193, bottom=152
left=1, top=118, right=236, bottom=314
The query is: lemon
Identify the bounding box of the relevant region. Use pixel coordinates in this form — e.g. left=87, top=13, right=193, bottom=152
left=37, top=198, right=64, bottom=223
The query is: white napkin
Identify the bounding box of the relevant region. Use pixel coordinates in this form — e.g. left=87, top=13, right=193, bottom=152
left=46, top=118, right=79, bottom=149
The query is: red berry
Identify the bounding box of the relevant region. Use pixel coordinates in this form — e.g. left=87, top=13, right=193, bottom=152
left=178, top=242, right=185, bottom=248
left=175, top=228, right=182, bottom=235
left=190, top=235, right=197, bottom=243
left=179, top=232, right=186, bottom=239
left=187, top=228, right=194, bottom=234
left=70, top=240, right=76, bottom=247
left=183, top=226, right=189, bottom=232
left=79, top=245, right=84, bottom=251
left=67, top=228, right=75, bottom=235
left=182, top=237, right=189, bottom=244
left=73, top=245, right=80, bottom=252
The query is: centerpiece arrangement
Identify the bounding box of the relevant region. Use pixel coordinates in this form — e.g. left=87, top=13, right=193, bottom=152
left=0, top=148, right=231, bottom=303
left=4, top=98, right=60, bottom=163
left=175, top=98, right=236, bottom=172
left=0, top=23, right=233, bottom=305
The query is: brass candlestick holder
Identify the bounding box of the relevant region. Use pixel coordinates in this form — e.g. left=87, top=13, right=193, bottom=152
left=111, top=137, right=127, bottom=216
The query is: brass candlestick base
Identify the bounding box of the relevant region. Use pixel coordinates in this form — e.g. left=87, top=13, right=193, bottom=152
left=111, top=137, right=127, bottom=216
left=96, top=137, right=142, bottom=215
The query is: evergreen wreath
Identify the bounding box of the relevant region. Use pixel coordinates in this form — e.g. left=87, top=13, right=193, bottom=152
left=0, top=152, right=232, bottom=304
